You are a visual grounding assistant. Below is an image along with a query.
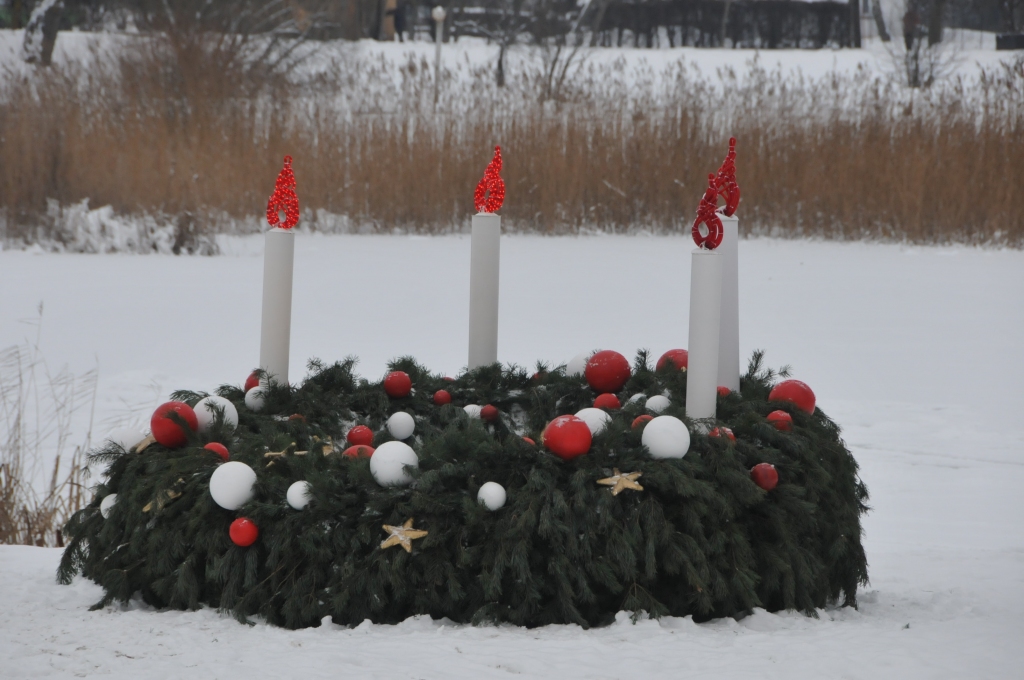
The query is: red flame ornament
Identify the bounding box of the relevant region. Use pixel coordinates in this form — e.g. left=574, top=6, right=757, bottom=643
left=266, top=155, right=300, bottom=229
left=692, top=174, right=724, bottom=249
left=474, top=146, right=505, bottom=214
left=715, top=137, right=740, bottom=217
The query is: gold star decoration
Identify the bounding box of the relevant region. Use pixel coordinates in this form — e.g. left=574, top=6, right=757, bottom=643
left=380, top=518, right=429, bottom=553
left=597, top=469, right=644, bottom=496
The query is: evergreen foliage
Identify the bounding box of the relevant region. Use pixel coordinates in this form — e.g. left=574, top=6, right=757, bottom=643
left=58, top=351, right=868, bottom=629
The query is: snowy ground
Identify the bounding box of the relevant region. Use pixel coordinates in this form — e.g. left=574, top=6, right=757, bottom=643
left=1, top=235, right=1023, bottom=678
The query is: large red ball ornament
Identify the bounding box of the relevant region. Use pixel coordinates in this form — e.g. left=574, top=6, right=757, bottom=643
left=631, top=414, right=653, bottom=430
left=751, top=463, right=779, bottom=492
left=584, top=351, right=631, bottom=393
left=541, top=415, right=593, bottom=461
left=342, top=444, right=375, bottom=458
left=717, top=386, right=731, bottom=397
left=433, top=389, right=452, bottom=406
left=657, top=349, right=688, bottom=371
left=204, top=442, right=230, bottom=461
left=150, top=401, right=198, bottom=448
left=244, top=371, right=260, bottom=393
left=346, top=425, right=374, bottom=446
left=767, top=410, right=793, bottom=432
left=593, top=393, right=621, bottom=410
left=481, top=405, right=500, bottom=422
left=383, top=371, right=413, bottom=398
left=768, top=380, right=816, bottom=414
left=229, top=517, right=259, bottom=547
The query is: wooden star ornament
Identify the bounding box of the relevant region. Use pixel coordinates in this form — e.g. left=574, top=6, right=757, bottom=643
left=597, top=469, right=644, bottom=496
left=380, top=518, right=428, bottom=553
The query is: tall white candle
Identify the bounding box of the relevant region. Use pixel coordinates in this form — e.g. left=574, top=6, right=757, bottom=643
left=685, top=248, right=723, bottom=422
left=716, top=214, right=740, bottom=392
left=468, top=212, right=500, bottom=369
left=259, top=227, right=295, bottom=384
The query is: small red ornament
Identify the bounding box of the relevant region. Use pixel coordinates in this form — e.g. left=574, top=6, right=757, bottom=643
left=593, top=393, right=621, bottom=410
left=750, top=463, right=779, bottom=492
left=481, top=404, right=500, bottom=422
left=150, top=401, right=198, bottom=448
left=433, top=389, right=452, bottom=406
left=541, top=415, right=592, bottom=461
left=692, top=174, right=724, bottom=250
left=229, top=517, right=260, bottom=547
left=631, top=415, right=654, bottom=430
left=717, top=386, right=731, bottom=397
left=715, top=137, right=741, bottom=217
left=342, top=444, right=375, bottom=458
left=442, top=376, right=455, bottom=382
left=768, top=380, right=816, bottom=414
left=473, top=146, right=505, bottom=213
left=266, top=156, right=299, bottom=230
left=204, top=442, right=230, bottom=461
left=244, top=371, right=260, bottom=393
left=288, top=413, right=307, bottom=424
left=656, top=349, right=688, bottom=371
left=584, top=350, right=631, bottom=393
left=522, top=436, right=536, bottom=445
left=383, top=371, right=412, bottom=398
left=709, top=427, right=736, bottom=442
left=767, top=410, right=793, bottom=432
left=346, top=425, right=374, bottom=446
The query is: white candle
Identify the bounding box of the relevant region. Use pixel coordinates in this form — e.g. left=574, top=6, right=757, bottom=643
left=716, top=213, right=740, bottom=392
left=468, top=212, right=500, bottom=369
left=259, top=227, right=294, bottom=384
left=685, top=248, right=723, bottom=422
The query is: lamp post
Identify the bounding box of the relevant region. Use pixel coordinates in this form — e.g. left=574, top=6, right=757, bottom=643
left=432, top=5, right=446, bottom=105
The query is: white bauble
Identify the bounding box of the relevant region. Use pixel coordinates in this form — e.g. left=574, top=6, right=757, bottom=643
left=386, top=411, right=416, bottom=440
left=369, top=441, right=419, bottom=487
left=477, top=482, right=507, bottom=511
left=100, top=493, right=118, bottom=519
left=645, top=395, right=671, bottom=413
left=106, top=427, right=147, bottom=452
left=194, top=396, right=239, bottom=433
left=641, top=416, right=691, bottom=459
left=463, top=404, right=482, bottom=419
left=575, top=407, right=611, bottom=436
left=286, top=481, right=312, bottom=510
left=209, top=461, right=257, bottom=510
left=627, top=393, right=646, bottom=404
left=244, top=387, right=267, bottom=412
left=566, top=352, right=591, bottom=377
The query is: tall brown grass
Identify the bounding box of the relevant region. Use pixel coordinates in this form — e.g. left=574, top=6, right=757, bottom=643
left=1, top=35, right=1022, bottom=245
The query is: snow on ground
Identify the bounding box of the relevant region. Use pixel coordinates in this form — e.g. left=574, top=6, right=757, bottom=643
left=1, top=235, right=1023, bottom=678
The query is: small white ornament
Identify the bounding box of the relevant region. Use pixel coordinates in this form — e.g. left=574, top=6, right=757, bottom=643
left=244, top=387, right=267, bottom=412
left=566, top=352, right=591, bottom=377
left=370, top=441, right=419, bottom=487
left=477, top=482, right=506, bottom=511
left=100, top=493, right=118, bottom=519
left=645, top=395, right=671, bottom=413
left=627, top=394, right=646, bottom=404
left=209, top=461, right=257, bottom=510
left=106, top=427, right=147, bottom=452
left=575, top=407, right=611, bottom=436
left=286, top=481, right=312, bottom=510
left=463, top=404, right=482, bottom=419
left=387, top=411, right=416, bottom=440
left=194, top=396, right=239, bottom=433
left=641, top=415, right=691, bottom=459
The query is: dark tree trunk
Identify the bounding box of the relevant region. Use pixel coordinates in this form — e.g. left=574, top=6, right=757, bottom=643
left=872, top=0, right=891, bottom=41
left=928, top=0, right=946, bottom=46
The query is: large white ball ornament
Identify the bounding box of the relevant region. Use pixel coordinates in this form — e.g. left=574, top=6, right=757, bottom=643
left=106, top=427, right=147, bottom=452
left=645, top=395, right=671, bottom=413
left=209, top=461, right=257, bottom=510
left=463, top=404, right=482, bottom=419
left=244, top=387, right=267, bottom=412
left=370, top=441, right=419, bottom=487
left=628, top=393, right=646, bottom=404
left=194, top=396, right=239, bottom=433
left=286, top=481, right=312, bottom=510
left=575, top=407, right=611, bottom=436
left=477, top=482, right=507, bottom=511
left=100, top=493, right=118, bottom=519
left=566, top=352, right=591, bottom=377
left=641, top=415, right=691, bottom=459
left=387, top=411, right=416, bottom=440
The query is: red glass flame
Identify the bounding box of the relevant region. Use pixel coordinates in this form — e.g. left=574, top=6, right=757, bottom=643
left=474, top=146, right=505, bottom=214
left=266, top=155, right=300, bottom=230
left=715, top=137, right=740, bottom=217
left=692, top=174, right=724, bottom=250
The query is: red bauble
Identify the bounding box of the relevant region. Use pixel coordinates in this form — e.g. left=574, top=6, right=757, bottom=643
left=717, top=386, right=731, bottom=397
left=768, top=380, right=816, bottom=414
left=481, top=405, right=500, bottom=422
left=593, top=393, right=621, bottom=410
left=656, top=349, right=688, bottom=371
left=433, top=389, right=452, bottom=406
left=150, top=401, right=198, bottom=448
left=342, top=444, right=375, bottom=458
left=442, top=376, right=455, bottom=382
left=229, top=517, right=259, bottom=546
left=522, top=437, right=536, bottom=445
left=541, top=415, right=592, bottom=461
left=383, top=371, right=412, bottom=398
left=346, top=425, right=374, bottom=446
left=767, top=410, right=793, bottom=432
left=204, top=442, right=230, bottom=461
left=750, top=463, right=779, bottom=492
left=244, top=371, right=260, bottom=393
left=631, top=414, right=653, bottom=430
left=709, top=427, right=736, bottom=442
left=584, top=351, right=631, bottom=393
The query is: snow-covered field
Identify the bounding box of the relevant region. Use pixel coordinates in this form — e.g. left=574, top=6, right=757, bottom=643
left=1, top=235, right=1023, bottom=678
